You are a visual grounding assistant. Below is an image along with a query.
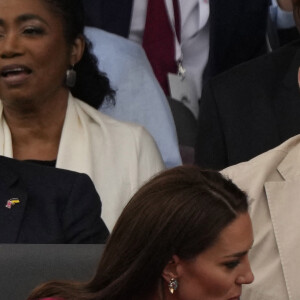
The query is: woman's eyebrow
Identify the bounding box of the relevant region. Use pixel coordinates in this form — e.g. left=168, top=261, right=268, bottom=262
left=223, top=240, right=254, bottom=258
left=223, top=250, right=248, bottom=258
left=16, top=14, right=49, bottom=26
left=0, top=14, right=49, bottom=27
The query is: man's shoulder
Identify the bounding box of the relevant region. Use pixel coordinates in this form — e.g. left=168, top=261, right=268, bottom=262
left=210, top=40, right=300, bottom=89
left=222, top=135, right=300, bottom=183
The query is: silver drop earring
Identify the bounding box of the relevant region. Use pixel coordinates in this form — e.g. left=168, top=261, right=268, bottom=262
left=168, top=278, right=178, bottom=294
left=66, top=65, right=76, bottom=88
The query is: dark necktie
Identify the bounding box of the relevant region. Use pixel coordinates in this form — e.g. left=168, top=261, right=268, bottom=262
left=142, top=0, right=181, bottom=96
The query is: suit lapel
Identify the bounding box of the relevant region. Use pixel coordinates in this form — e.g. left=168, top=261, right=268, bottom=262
left=0, top=157, right=27, bottom=243
left=264, top=143, right=300, bottom=299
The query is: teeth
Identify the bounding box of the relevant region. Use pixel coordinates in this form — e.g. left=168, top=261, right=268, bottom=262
left=2, top=68, right=26, bottom=76
left=10, top=68, right=24, bottom=72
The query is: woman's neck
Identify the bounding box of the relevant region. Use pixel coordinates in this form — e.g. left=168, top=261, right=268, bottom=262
left=3, top=91, right=69, bottom=161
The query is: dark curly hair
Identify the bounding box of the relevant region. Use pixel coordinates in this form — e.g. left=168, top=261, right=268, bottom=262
left=44, top=0, right=115, bottom=109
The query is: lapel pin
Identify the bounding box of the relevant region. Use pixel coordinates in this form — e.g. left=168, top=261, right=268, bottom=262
left=5, top=198, right=20, bottom=209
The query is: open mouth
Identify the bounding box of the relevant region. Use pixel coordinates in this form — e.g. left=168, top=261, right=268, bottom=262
left=0, top=65, right=32, bottom=86
left=1, top=66, right=32, bottom=77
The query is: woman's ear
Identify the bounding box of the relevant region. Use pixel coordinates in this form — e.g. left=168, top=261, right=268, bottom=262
left=162, top=255, right=181, bottom=282
left=70, top=34, right=85, bottom=66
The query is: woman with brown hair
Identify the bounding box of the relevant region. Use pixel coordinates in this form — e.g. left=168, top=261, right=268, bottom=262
left=28, top=165, right=254, bottom=300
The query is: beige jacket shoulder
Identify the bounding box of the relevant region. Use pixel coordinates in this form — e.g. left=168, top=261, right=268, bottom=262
left=222, top=135, right=300, bottom=300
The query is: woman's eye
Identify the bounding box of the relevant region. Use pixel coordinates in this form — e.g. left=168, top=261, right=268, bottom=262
left=23, top=27, right=44, bottom=35
left=223, top=260, right=240, bottom=269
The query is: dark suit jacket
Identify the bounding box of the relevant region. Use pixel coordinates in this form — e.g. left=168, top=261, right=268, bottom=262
left=0, top=156, right=109, bottom=243
left=195, top=40, right=300, bottom=170
left=82, top=0, right=269, bottom=78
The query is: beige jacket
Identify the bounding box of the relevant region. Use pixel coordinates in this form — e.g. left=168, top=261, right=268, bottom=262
left=222, top=135, right=300, bottom=300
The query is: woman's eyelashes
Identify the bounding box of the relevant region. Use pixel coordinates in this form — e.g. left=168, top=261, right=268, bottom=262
left=223, top=260, right=240, bottom=270
left=22, top=26, right=45, bottom=36
left=0, top=27, right=45, bottom=39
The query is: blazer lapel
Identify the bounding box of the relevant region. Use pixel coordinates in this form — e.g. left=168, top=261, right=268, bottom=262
left=264, top=143, right=300, bottom=300
left=0, top=157, right=27, bottom=243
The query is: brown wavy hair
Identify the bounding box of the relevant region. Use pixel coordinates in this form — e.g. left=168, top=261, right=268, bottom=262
left=28, top=165, right=248, bottom=300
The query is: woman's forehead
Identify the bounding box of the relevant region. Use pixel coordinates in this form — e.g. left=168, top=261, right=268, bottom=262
left=199, top=213, right=253, bottom=260
left=0, top=0, right=60, bottom=19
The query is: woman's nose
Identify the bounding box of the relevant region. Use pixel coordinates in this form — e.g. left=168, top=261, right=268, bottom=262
left=236, top=257, right=254, bottom=285
left=237, top=269, right=254, bottom=285
left=0, top=33, right=22, bottom=59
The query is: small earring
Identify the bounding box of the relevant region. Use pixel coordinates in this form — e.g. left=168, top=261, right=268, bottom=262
left=66, top=65, right=76, bottom=88
left=168, top=278, right=178, bottom=294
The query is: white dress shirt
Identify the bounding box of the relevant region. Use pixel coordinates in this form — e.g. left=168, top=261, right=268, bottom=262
left=129, top=0, right=210, bottom=117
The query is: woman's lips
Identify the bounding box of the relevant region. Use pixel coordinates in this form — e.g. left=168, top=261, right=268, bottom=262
left=0, top=65, right=32, bottom=86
